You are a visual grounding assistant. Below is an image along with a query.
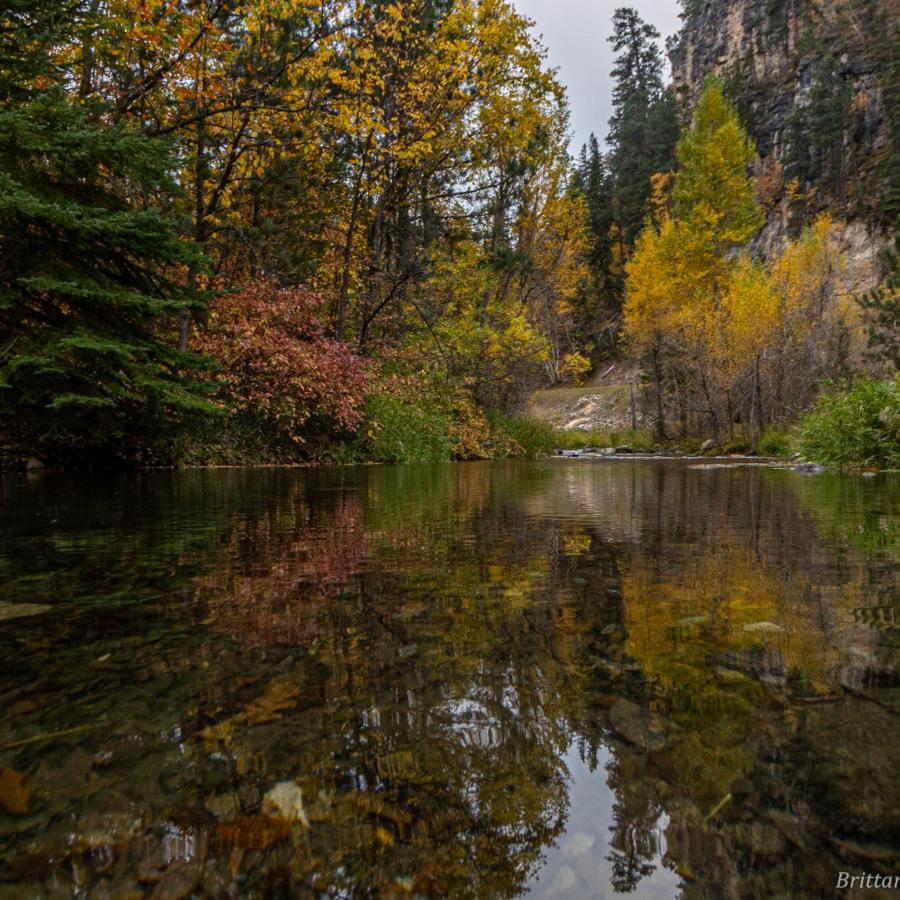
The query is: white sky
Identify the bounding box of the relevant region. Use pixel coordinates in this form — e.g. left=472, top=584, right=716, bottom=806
left=513, top=0, right=683, bottom=153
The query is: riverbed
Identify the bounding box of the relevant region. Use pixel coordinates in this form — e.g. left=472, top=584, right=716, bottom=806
left=1, top=460, right=898, bottom=897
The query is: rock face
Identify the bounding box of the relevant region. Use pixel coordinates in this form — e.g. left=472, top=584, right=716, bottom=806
left=670, top=0, right=895, bottom=288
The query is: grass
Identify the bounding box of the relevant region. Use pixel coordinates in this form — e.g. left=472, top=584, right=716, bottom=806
left=489, top=414, right=556, bottom=458
left=797, top=378, right=900, bottom=469
left=757, top=427, right=793, bottom=458
left=553, top=428, right=657, bottom=451
left=361, top=395, right=455, bottom=463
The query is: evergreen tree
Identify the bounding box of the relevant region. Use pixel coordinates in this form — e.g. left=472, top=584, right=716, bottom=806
left=673, top=80, right=761, bottom=250
left=571, top=134, right=618, bottom=358
left=870, top=2, right=900, bottom=225
left=606, top=8, right=679, bottom=250
left=801, top=54, right=854, bottom=201
left=858, top=221, right=900, bottom=371
left=0, top=5, right=213, bottom=462
left=607, top=8, right=665, bottom=143
left=0, top=0, right=73, bottom=101
left=573, top=135, right=615, bottom=297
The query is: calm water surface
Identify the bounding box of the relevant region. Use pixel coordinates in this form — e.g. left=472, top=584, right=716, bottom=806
left=0, top=460, right=898, bottom=898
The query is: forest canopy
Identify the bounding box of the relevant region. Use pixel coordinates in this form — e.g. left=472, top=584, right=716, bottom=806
left=0, top=0, right=897, bottom=467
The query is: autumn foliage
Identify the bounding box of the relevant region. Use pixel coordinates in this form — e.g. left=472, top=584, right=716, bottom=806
left=196, top=282, right=369, bottom=441
left=624, top=82, right=859, bottom=443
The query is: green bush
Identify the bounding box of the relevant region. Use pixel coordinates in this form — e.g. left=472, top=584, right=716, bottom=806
left=757, top=427, right=792, bottom=458
left=797, top=379, right=900, bottom=469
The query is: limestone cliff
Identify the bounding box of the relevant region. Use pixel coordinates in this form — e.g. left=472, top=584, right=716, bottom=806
left=669, top=0, right=898, bottom=290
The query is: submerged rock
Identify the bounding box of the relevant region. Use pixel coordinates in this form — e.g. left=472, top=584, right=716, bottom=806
left=743, top=621, right=785, bottom=634
left=608, top=699, right=667, bottom=751
left=0, top=768, right=30, bottom=815
left=0, top=602, right=52, bottom=622
left=262, top=782, right=310, bottom=828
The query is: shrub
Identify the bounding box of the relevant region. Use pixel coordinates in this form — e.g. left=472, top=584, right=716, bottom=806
left=797, top=379, right=900, bottom=469
left=196, top=281, right=369, bottom=445
left=757, top=427, right=792, bottom=457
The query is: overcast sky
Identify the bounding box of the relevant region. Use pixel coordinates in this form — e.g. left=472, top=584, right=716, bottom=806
left=513, top=0, right=683, bottom=153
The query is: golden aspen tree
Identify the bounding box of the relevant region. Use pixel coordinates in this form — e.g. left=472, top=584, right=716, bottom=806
left=623, top=219, right=685, bottom=438
left=625, top=81, right=771, bottom=439
left=766, top=214, right=851, bottom=419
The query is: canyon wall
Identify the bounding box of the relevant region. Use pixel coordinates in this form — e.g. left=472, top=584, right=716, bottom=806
left=670, top=0, right=898, bottom=290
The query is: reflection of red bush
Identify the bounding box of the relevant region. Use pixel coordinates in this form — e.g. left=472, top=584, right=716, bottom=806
left=202, top=496, right=368, bottom=650
left=198, top=280, right=369, bottom=435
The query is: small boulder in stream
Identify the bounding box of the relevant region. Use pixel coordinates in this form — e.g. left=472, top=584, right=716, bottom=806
left=608, top=698, right=668, bottom=751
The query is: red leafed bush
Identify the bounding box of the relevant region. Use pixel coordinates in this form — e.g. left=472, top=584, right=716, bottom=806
left=199, top=281, right=369, bottom=437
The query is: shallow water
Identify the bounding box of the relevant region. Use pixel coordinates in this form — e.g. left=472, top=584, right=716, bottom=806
left=0, top=460, right=898, bottom=898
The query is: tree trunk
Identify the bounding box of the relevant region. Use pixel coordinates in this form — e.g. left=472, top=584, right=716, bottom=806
left=652, top=341, right=666, bottom=441
left=178, top=90, right=207, bottom=354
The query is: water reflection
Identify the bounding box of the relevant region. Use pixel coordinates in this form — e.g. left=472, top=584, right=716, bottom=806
left=0, top=461, right=898, bottom=897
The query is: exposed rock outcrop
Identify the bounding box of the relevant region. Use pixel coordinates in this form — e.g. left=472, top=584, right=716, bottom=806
left=670, top=0, right=897, bottom=289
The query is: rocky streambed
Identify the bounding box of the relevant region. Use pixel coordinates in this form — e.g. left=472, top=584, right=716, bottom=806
left=554, top=447, right=832, bottom=474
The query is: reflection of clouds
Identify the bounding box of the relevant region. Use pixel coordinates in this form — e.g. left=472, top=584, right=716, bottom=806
left=442, top=696, right=504, bottom=749
left=528, top=746, right=681, bottom=900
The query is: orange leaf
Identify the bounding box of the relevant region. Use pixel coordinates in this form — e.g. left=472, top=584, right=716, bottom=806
left=0, top=768, right=31, bottom=815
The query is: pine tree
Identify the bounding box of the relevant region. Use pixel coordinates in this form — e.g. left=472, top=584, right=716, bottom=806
left=804, top=54, right=854, bottom=202
left=857, top=222, right=900, bottom=371
left=674, top=80, right=761, bottom=261
left=870, top=2, right=900, bottom=224
left=606, top=8, right=679, bottom=249
left=573, top=135, right=615, bottom=297
left=0, top=5, right=214, bottom=462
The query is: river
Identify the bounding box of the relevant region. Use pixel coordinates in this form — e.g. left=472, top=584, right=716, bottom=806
left=1, top=459, right=898, bottom=897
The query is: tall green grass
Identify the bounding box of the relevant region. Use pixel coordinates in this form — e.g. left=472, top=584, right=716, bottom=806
left=362, top=395, right=455, bottom=463
left=489, top=414, right=556, bottom=458
left=553, top=428, right=656, bottom=451
left=756, top=427, right=793, bottom=458
left=798, top=379, right=900, bottom=469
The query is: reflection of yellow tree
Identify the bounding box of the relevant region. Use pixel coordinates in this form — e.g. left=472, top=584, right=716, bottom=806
left=622, top=552, right=776, bottom=808
left=7, top=460, right=899, bottom=899
left=621, top=528, right=883, bottom=812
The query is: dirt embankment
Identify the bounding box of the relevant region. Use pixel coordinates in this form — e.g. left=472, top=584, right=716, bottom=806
left=527, top=364, right=645, bottom=433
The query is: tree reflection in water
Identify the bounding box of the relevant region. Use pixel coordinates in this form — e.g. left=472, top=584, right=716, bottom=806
left=0, top=461, right=897, bottom=897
